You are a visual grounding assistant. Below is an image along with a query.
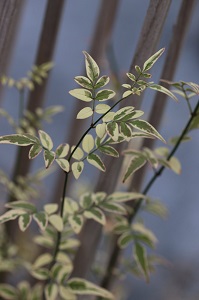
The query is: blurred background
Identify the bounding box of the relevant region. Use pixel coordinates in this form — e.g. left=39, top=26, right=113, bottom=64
left=0, top=0, right=199, bottom=299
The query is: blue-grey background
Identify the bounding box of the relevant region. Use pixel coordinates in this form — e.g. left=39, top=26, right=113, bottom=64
left=0, top=0, right=199, bottom=299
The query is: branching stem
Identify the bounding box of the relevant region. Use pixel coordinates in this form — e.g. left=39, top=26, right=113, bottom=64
left=100, top=99, right=199, bottom=291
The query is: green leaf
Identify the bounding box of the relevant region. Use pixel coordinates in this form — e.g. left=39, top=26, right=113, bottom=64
left=51, top=263, right=73, bottom=283
left=87, top=153, right=106, bottom=171
left=64, top=197, right=79, bottom=214
left=49, top=214, right=63, bottom=232
left=100, top=202, right=126, bottom=215
left=0, top=134, right=38, bottom=146
left=71, top=146, right=84, bottom=160
left=79, top=192, right=93, bottom=209
left=0, top=284, right=18, bottom=300
left=135, top=65, right=141, bottom=74
left=123, top=90, right=133, bottom=97
left=126, top=72, right=136, bottom=82
left=18, top=214, right=32, bottom=231
left=68, top=278, right=113, bottom=299
left=143, top=147, right=158, bottom=168
left=113, top=106, right=134, bottom=121
left=82, top=134, right=94, bottom=153
left=69, top=88, right=93, bottom=102
left=95, top=103, right=110, bottom=114
left=95, top=89, right=115, bottom=101
left=130, top=119, right=166, bottom=143
left=83, top=51, right=100, bottom=82
left=5, top=201, right=36, bottom=213
left=143, top=48, right=165, bottom=71
left=154, top=147, right=169, bottom=157
left=44, top=204, right=58, bottom=215
left=132, top=223, right=157, bottom=246
left=72, top=161, right=84, bottom=179
left=188, top=113, right=199, bottom=131
left=68, top=215, right=84, bottom=234
left=60, top=238, right=80, bottom=250
left=134, top=242, right=149, bottom=282
left=98, top=145, right=119, bottom=157
left=118, top=232, right=134, bottom=249
left=55, top=143, right=69, bottom=158
left=43, top=150, right=55, bottom=168
left=31, top=268, right=49, bottom=280
left=94, top=75, right=109, bottom=89
left=56, top=158, right=70, bottom=172
left=0, top=209, right=25, bottom=224
left=59, top=286, right=77, bottom=300
left=168, top=157, right=181, bottom=174
left=44, top=283, right=58, bottom=300
left=84, top=207, right=106, bottom=225
left=33, top=253, right=52, bottom=269
left=149, top=84, right=178, bottom=102
left=38, top=130, right=53, bottom=150
left=56, top=252, right=72, bottom=265
left=74, top=76, right=93, bottom=89
left=107, top=192, right=145, bottom=202
left=120, top=122, right=132, bottom=141
left=106, top=121, right=119, bottom=141
left=95, top=123, right=106, bottom=138
left=123, top=155, right=147, bottom=182
left=76, top=107, right=93, bottom=119
left=33, top=211, right=48, bottom=230
left=144, top=200, right=167, bottom=218
left=29, top=144, right=42, bottom=159
left=102, top=111, right=115, bottom=122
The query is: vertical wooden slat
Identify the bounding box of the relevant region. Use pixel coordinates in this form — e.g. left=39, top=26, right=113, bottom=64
left=9, top=0, right=66, bottom=182
left=0, top=0, right=22, bottom=72
left=71, top=0, right=172, bottom=279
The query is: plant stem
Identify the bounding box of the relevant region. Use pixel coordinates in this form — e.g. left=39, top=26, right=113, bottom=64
left=99, top=99, right=199, bottom=292
left=49, top=93, right=132, bottom=268
left=19, top=88, right=25, bottom=122
left=49, top=73, right=142, bottom=274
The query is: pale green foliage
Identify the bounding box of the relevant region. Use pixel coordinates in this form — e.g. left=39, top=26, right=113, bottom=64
left=1, top=62, right=53, bottom=91
left=1, top=49, right=198, bottom=299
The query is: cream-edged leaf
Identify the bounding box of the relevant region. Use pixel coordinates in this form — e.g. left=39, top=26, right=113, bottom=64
left=95, top=104, right=110, bottom=114
left=71, top=146, right=84, bottom=160
left=69, top=89, right=93, bottom=102
left=76, top=107, right=93, bottom=119
left=44, top=204, right=58, bottom=215
left=33, top=212, right=48, bottom=231
left=43, top=150, right=55, bottom=168
left=87, top=153, right=105, bottom=171
left=95, top=123, right=106, bottom=138
left=94, top=75, right=109, bottom=89
left=130, top=119, right=166, bottom=143
left=83, top=51, right=100, bottom=82
left=68, top=278, right=113, bottom=299
left=56, top=158, right=70, bottom=172
left=123, top=155, right=147, bottom=182
left=49, top=214, right=63, bottom=232
left=29, top=144, right=42, bottom=159
left=38, top=130, right=53, bottom=150
left=55, top=143, right=69, bottom=158
left=84, top=207, right=106, bottom=225
left=74, top=76, right=92, bottom=89
left=143, top=48, right=165, bottom=71
left=72, top=161, right=84, bottom=179
left=18, top=214, right=32, bottom=232
left=82, top=134, right=94, bottom=153
left=68, top=215, right=84, bottom=234
left=96, top=89, right=115, bottom=101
